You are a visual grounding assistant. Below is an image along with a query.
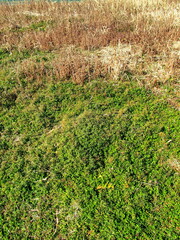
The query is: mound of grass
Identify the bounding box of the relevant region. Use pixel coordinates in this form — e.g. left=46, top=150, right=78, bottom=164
left=0, top=77, right=179, bottom=239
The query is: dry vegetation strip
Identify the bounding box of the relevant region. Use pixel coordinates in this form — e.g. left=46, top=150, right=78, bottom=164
left=0, top=0, right=179, bottom=108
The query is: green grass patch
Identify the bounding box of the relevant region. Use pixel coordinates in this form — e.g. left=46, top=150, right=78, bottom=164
left=0, top=75, right=179, bottom=239
left=10, top=20, right=55, bottom=33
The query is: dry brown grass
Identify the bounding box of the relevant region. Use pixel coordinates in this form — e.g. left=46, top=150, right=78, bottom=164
left=0, top=0, right=179, bottom=108
left=1, top=0, right=179, bottom=51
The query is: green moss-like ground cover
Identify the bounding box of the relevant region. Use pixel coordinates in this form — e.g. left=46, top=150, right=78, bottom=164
left=0, top=49, right=180, bottom=239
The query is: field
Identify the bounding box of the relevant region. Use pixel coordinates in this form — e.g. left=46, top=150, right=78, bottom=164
left=0, top=0, right=180, bottom=239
